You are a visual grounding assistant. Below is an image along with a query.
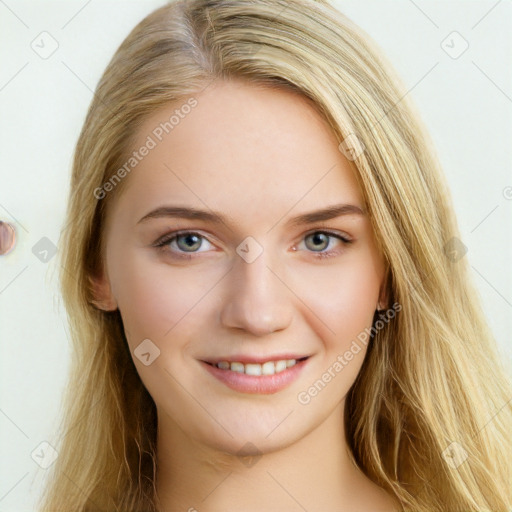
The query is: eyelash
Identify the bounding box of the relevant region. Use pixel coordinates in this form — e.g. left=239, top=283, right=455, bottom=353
left=152, top=229, right=353, bottom=260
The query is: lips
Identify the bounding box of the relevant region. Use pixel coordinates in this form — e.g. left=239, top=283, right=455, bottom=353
left=200, top=355, right=311, bottom=394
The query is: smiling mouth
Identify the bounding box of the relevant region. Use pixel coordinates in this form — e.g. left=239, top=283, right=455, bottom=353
left=203, top=357, right=309, bottom=376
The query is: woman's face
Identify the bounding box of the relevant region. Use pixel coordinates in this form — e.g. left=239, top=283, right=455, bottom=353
left=96, top=79, right=385, bottom=453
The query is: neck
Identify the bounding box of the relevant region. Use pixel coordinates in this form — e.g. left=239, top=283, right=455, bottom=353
left=154, top=402, right=396, bottom=512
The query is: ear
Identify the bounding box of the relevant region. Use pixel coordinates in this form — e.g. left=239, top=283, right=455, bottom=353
left=88, top=271, right=118, bottom=311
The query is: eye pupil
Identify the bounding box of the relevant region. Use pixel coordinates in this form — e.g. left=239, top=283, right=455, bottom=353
left=177, top=234, right=202, bottom=252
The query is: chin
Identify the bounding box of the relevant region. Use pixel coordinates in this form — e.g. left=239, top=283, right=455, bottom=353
left=187, top=407, right=313, bottom=457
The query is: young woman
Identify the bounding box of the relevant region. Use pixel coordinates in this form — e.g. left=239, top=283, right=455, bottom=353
left=39, top=0, right=512, bottom=510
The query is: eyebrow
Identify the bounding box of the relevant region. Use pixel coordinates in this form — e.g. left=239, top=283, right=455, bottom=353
left=137, top=203, right=366, bottom=228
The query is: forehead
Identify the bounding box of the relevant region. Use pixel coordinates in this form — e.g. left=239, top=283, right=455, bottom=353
left=115, top=79, right=363, bottom=223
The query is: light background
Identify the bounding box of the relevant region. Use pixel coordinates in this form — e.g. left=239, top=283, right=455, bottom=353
left=0, top=0, right=511, bottom=509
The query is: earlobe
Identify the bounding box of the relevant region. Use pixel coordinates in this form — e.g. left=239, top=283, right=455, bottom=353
left=88, top=273, right=118, bottom=311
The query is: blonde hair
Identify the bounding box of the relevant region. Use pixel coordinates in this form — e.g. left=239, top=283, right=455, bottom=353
left=39, top=0, right=512, bottom=510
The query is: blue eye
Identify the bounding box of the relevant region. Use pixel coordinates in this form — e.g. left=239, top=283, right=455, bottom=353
left=153, top=230, right=352, bottom=260
left=299, top=230, right=352, bottom=259
left=173, top=233, right=206, bottom=252
left=154, top=231, right=213, bottom=259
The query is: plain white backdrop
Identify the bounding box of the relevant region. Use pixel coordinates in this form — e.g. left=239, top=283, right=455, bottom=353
left=1, top=1, right=511, bottom=510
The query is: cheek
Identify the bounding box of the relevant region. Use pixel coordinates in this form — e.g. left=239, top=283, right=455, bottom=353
left=107, top=249, right=207, bottom=345
left=292, top=253, right=382, bottom=351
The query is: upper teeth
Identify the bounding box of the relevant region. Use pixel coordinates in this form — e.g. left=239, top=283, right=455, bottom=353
left=215, top=359, right=297, bottom=375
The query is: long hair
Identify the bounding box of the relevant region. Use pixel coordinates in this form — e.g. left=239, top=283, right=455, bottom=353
left=39, top=0, right=512, bottom=510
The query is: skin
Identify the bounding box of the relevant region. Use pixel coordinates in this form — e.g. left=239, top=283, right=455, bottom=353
left=92, top=78, right=399, bottom=511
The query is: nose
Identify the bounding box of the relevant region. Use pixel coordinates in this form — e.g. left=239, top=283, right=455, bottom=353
left=219, top=248, right=293, bottom=336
